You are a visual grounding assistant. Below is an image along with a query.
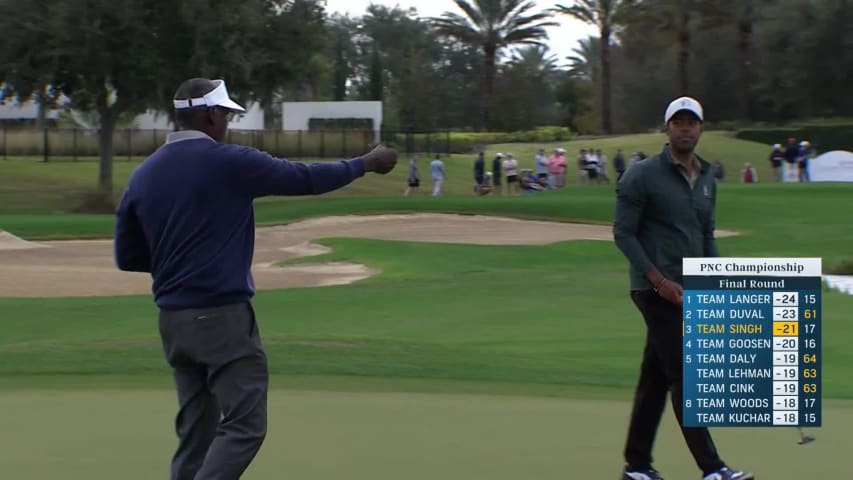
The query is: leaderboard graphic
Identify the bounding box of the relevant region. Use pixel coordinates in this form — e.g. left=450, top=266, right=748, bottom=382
left=682, top=258, right=822, bottom=428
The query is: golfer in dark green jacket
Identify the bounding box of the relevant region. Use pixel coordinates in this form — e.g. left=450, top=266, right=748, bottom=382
left=613, top=97, right=754, bottom=480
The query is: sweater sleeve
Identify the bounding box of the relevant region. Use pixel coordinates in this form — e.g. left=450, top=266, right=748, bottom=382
left=114, top=188, right=152, bottom=273
left=613, top=165, right=655, bottom=278
left=226, top=145, right=367, bottom=198
left=704, top=180, right=720, bottom=257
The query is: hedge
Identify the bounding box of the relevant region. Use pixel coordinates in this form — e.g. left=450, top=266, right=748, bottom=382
left=308, top=118, right=374, bottom=131
left=0, top=128, right=375, bottom=159
left=735, top=124, right=853, bottom=151
left=385, top=126, right=573, bottom=154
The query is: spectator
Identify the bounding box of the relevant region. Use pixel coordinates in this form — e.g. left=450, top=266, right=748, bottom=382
left=712, top=160, right=725, bottom=182
left=477, top=171, right=495, bottom=196
left=797, top=141, right=811, bottom=182
left=741, top=162, right=758, bottom=183
left=534, top=148, right=549, bottom=182
left=550, top=148, right=567, bottom=188
left=503, top=152, right=519, bottom=195
left=473, top=151, right=485, bottom=194
left=596, top=148, right=611, bottom=184
left=784, top=137, right=799, bottom=182
left=520, top=169, right=546, bottom=193
left=492, top=152, right=503, bottom=194
left=430, top=154, right=445, bottom=196
left=403, top=154, right=420, bottom=196
left=768, top=144, right=784, bottom=182
left=584, top=148, right=600, bottom=184
left=613, top=149, right=626, bottom=181
left=577, top=149, right=588, bottom=185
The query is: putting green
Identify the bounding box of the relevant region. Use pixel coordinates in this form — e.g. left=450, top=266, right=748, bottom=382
left=0, top=386, right=848, bottom=479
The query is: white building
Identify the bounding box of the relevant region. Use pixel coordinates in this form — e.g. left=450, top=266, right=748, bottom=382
left=132, top=102, right=265, bottom=130
left=1, top=92, right=265, bottom=131
left=0, top=97, right=63, bottom=122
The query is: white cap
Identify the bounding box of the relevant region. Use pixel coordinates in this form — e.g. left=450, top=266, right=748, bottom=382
left=496, top=152, right=503, bottom=157
left=173, top=79, right=246, bottom=113
left=664, top=96, right=703, bottom=123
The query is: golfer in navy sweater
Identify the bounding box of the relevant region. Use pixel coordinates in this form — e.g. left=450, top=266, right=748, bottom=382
left=114, top=77, right=396, bottom=480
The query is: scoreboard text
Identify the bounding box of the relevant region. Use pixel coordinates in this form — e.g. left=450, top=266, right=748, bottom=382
left=682, top=258, right=822, bottom=427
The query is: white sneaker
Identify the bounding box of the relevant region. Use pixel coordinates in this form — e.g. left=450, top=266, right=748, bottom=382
left=702, top=466, right=755, bottom=480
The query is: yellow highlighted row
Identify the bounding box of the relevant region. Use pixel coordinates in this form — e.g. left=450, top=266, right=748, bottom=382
left=773, top=321, right=799, bottom=336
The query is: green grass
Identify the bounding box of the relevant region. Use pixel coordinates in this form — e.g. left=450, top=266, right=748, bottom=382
left=486, top=130, right=771, bottom=172
left=3, top=233, right=851, bottom=397
left=2, top=183, right=853, bottom=396
left=1, top=135, right=851, bottom=478
left=0, top=131, right=777, bottom=213
left=1, top=388, right=849, bottom=479
left=4, top=182, right=853, bottom=269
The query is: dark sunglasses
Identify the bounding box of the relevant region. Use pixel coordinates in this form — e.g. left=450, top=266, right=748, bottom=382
left=210, top=107, right=236, bottom=122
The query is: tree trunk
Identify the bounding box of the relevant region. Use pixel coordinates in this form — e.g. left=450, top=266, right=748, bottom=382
left=483, top=43, right=496, bottom=130
left=368, top=45, right=383, bottom=102
left=97, top=109, right=115, bottom=202
left=94, top=80, right=116, bottom=209
left=35, top=86, right=48, bottom=131
left=600, top=26, right=613, bottom=134
left=738, top=10, right=754, bottom=121
left=677, top=12, right=690, bottom=96
left=333, top=35, right=348, bottom=101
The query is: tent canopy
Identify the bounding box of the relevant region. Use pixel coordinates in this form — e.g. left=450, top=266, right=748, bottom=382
left=810, top=150, right=853, bottom=182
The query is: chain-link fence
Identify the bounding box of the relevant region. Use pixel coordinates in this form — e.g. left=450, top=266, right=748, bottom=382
left=0, top=127, right=453, bottom=161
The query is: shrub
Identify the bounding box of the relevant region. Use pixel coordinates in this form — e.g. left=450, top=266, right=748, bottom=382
left=391, top=126, right=573, bottom=154
left=827, top=259, right=853, bottom=275
left=308, top=118, right=374, bottom=131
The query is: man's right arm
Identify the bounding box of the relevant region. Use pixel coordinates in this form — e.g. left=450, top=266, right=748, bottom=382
left=228, top=145, right=395, bottom=198
left=613, top=166, right=661, bottom=286
left=114, top=188, right=152, bottom=273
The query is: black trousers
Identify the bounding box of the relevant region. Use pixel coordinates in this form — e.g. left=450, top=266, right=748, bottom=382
left=159, top=302, right=268, bottom=480
left=624, top=290, right=725, bottom=474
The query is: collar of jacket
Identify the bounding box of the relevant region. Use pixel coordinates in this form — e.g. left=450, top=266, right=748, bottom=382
left=660, top=143, right=709, bottom=174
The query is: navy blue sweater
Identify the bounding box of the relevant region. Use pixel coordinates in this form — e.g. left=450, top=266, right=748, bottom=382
left=114, top=131, right=366, bottom=309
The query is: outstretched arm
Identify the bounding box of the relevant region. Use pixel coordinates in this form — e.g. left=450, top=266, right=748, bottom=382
left=230, top=145, right=396, bottom=198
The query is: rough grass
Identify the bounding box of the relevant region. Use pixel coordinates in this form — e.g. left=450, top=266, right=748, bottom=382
left=1, top=131, right=780, bottom=213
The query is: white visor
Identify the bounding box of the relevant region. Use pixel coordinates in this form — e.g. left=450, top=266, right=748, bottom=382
left=173, top=79, right=246, bottom=113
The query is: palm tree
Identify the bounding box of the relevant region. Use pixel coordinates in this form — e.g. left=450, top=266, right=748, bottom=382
left=695, top=0, right=774, bottom=121
left=431, top=0, right=557, bottom=128
left=624, top=0, right=699, bottom=97
left=553, top=0, right=626, bottom=134
left=566, top=36, right=599, bottom=81
left=509, top=44, right=561, bottom=79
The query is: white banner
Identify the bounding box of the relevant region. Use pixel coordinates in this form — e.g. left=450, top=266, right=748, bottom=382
left=810, top=150, right=853, bottom=182
left=683, top=258, right=822, bottom=277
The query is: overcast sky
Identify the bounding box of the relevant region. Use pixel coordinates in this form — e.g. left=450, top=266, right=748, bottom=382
left=323, top=0, right=597, bottom=66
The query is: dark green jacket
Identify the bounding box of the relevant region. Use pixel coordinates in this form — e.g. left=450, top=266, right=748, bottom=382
left=613, top=144, right=719, bottom=290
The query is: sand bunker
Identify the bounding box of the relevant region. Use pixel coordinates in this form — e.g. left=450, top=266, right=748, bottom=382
left=0, top=230, right=48, bottom=251
left=0, top=214, right=738, bottom=298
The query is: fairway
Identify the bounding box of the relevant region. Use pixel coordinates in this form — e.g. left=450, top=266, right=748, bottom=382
left=0, top=383, right=849, bottom=479
left=4, top=0, right=853, bottom=477
left=2, top=168, right=852, bottom=479
left=0, top=132, right=780, bottom=214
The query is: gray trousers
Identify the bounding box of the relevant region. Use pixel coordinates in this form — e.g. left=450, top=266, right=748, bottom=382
left=158, top=302, right=268, bottom=480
